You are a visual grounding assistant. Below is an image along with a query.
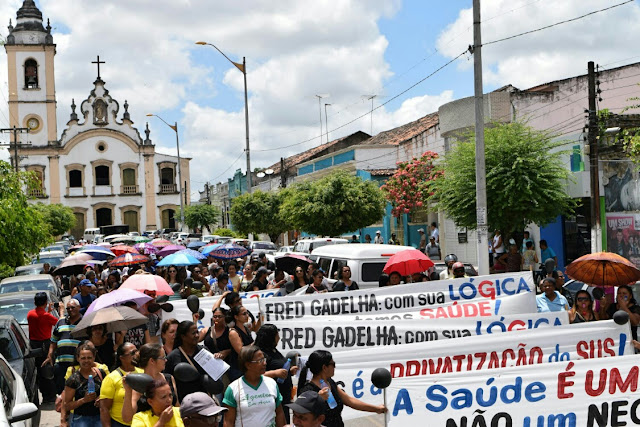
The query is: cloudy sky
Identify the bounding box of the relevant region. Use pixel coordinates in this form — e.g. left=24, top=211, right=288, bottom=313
left=1, top=0, right=639, bottom=200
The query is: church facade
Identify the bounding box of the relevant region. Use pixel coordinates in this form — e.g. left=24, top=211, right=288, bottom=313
left=4, top=1, right=190, bottom=238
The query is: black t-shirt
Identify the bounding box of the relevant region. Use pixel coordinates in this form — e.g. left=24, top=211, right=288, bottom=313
left=261, top=347, right=292, bottom=405
left=306, top=283, right=328, bottom=294
left=227, top=326, right=254, bottom=370
left=251, top=279, right=268, bottom=291
left=607, top=304, right=640, bottom=340
left=123, top=324, right=147, bottom=348
left=203, top=326, right=232, bottom=356
left=94, top=338, right=115, bottom=370
left=64, top=369, right=107, bottom=416
left=332, top=281, right=359, bottom=292
left=298, top=378, right=344, bottom=427
left=164, top=345, right=214, bottom=402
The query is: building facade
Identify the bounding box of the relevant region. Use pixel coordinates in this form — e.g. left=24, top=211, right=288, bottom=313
left=4, top=1, right=190, bottom=238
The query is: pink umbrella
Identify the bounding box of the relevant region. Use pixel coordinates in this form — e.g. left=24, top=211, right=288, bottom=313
left=111, top=245, right=139, bottom=256
left=151, top=239, right=172, bottom=247
left=157, top=244, right=186, bottom=258
left=120, top=274, right=174, bottom=296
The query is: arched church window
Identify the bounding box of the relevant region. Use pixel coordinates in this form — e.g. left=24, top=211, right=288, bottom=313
left=24, top=59, right=38, bottom=89
left=95, top=165, right=110, bottom=186
left=69, top=170, right=82, bottom=188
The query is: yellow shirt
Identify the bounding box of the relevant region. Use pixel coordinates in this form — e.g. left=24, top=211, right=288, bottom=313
left=99, top=367, right=144, bottom=425
left=64, top=363, right=109, bottom=380
left=131, top=407, right=184, bottom=427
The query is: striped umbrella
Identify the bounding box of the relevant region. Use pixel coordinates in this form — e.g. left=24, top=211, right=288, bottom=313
left=134, top=242, right=159, bottom=255
left=201, top=243, right=223, bottom=256
left=109, top=253, right=150, bottom=267
left=177, top=248, right=206, bottom=260
left=205, top=243, right=249, bottom=260
left=111, top=245, right=139, bottom=256
left=151, top=239, right=172, bottom=247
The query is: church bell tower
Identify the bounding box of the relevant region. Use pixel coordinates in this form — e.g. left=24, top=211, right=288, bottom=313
left=4, top=0, right=57, bottom=147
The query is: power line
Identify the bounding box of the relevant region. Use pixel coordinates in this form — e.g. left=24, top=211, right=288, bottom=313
left=483, top=0, right=634, bottom=47
left=209, top=151, right=245, bottom=182
left=254, top=51, right=468, bottom=153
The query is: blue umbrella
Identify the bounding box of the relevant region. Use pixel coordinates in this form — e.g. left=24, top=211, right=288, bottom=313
left=187, top=241, right=207, bottom=249
left=201, top=243, right=223, bottom=256
left=177, top=249, right=206, bottom=261
left=205, top=243, right=249, bottom=260
left=157, top=252, right=201, bottom=267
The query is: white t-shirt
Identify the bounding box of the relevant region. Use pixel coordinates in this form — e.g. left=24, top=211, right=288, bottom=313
left=493, top=234, right=505, bottom=254
left=431, top=227, right=439, bottom=242
left=223, top=376, right=282, bottom=427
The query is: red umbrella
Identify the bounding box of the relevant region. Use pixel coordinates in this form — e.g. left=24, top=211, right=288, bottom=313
left=120, top=274, right=174, bottom=296
left=109, top=253, right=150, bottom=267
left=111, top=245, right=139, bottom=257
left=566, top=252, right=640, bottom=287
left=383, top=249, right=434, bottom=276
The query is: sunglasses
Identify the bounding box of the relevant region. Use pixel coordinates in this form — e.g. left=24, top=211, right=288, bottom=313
left=577, top=297, right=590, bottom=302
left=327, top=361, right=336, bottom=367
left=194, top=270, right=201, bottom=273
left=249, top=357, right=267, bottom=364
left=169, top=270, right=177, bottom=273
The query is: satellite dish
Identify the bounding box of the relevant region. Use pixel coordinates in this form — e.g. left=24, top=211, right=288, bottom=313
left=265, top=169, right=274, bottom=175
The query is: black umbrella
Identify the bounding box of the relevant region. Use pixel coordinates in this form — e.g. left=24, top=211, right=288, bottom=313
left=275, top=254, right=312, bottom=275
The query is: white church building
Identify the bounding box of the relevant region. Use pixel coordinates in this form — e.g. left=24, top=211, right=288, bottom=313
left=4, top=0, right=190, bottom=238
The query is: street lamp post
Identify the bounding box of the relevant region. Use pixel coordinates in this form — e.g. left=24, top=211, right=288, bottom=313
left=146, top=114, right=185, bottom=231
left=196, top=41, right=252, bottom=193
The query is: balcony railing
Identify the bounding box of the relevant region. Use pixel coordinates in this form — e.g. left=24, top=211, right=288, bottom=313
left=160, top=183, right=177, bottom=194
left=122, top=185, right=139, bottom=195
left=28, top=188, right=46, bottom=198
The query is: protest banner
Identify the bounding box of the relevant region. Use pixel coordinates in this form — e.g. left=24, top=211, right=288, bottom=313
left=260, top=272, right=537, bottom=322
left=380, top=354, right=640, bottom=426
left=271, top=312, right=569, bottom=353
left=315, top=320, right=633, bottom=421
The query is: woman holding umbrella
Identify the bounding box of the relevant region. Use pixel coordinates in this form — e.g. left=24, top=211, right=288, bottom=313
left=600, top=284, right=640, bottom=340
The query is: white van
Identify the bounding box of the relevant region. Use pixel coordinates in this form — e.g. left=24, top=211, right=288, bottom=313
left=293, top=238, right=348, bottom=254
left=309, top=243, right=415, bottom=289
left=83, top=228, right=100, bottom=242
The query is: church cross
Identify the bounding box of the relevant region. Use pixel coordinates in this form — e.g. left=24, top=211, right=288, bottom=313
left=92, top=55, right=105, bottom=80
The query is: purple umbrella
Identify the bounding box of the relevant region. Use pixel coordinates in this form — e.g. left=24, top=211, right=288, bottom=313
left=134, top=242, right=159, bottom=255
left=177, top=248, right=206, bottom=260
left=157, top=244, right=187, bottom=258
left=85, top=288, right=152, bottom=315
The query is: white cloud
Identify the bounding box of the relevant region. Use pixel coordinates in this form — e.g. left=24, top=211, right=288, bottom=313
left=0, top=0, right=453, bottom=186
left=436, top=0, right=640, bottom=89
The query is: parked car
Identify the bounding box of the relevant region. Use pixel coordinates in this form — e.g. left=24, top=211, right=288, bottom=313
left=0, top=352, right=39, bottom=427
left=14, top=264, right=46, bottom=277
left=0, top=315, right=41, bottom=424
left=54, top=240, right=71, bottom=254
left=0, top=275, right=61, bottom=299
left=176, top=233, right=201, bottom=245
left=309, top=244, right=415, bottom=289
left=0, top=291, right=61, bottom=334
left=276, top=246, right=295, bottom=253
left=251, top=241, right=278, bottom=255
left=293, top=237, right=349, bottom=254
left=31, top=251, right=65, bottom=268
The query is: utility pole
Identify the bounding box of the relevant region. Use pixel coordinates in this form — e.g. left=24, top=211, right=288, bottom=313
left=324, top=103, right=331, bottom=143
left=472, top=0, right=490, bottom=275
left=205, top=182, right=211, bottom=205
left=280, top=157, right=287, bottom=188
left=587, top=61, right=601, bottom=253
left=0, top=126, right=29, bottom=172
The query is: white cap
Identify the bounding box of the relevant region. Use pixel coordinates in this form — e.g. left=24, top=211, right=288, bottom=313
left=376, top=230, right=381, bottom=234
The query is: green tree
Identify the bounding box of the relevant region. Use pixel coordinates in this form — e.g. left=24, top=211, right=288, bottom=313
left=432, top=121, right=575, bottom=234
left=34, top=203, right=76, bottom=236
left=230, top=190, right=292, bottom=242
left=214, top=228, right=237, bottom=237
left=0, top=161, right=52, bottom=277
left=180, top=204, right=220, bottom=233
left=280, top=170, right=385, bottom=236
